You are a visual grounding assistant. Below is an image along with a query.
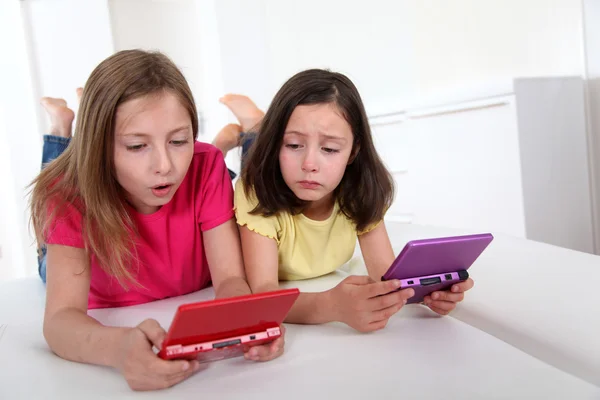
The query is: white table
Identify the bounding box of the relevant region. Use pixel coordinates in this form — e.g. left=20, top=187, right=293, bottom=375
left=382, top=223, right=600, bottom=387
left=1, top=223, right=599, bottom=399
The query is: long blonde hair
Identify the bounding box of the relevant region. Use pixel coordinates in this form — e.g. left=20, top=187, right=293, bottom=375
left=30, top=50, right=198, bottom=286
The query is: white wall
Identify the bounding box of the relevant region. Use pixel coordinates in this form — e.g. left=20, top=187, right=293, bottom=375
left=215, top=0, right=273, bottom=111
left=0, top=0, right=45, bottom=280
left=408, top=0, right=584, bottom=102
left=0, top=106, right=15, bottom=280
left=109, top=0, right=221, bottom=141
left=108, top=0, right=267, bottom=171
left=583, top=0, right=600, bottom=252
left=107, top=0, right=586, bottom=116
left=259, top=0, right=584, bottom=113
left=109, top=0, right=205, bottom=116
left=0, top=0, right=115, bottom=282
left=583, top=0, right=600, bottom=75
left=25, top=0, right=115, bottom=126
left=261, top=0, right=416, bottom=114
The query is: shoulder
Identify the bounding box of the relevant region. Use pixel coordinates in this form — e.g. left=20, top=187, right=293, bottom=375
left=192, top=141, right=221, bottom=163
left=45, top=193, right=85, bottom=247
left=234, top=179, right=258, bottom=212
left=187, top=141, right=228, bottom=182
left=234, top=179, right=283, bottom=242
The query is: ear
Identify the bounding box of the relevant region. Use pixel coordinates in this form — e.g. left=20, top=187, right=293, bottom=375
left=348, top=143, right=360, bottom=165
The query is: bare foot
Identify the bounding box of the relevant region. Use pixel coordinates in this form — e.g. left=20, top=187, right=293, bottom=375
left=213, top=123, right=243, bottom=157
left=40, top=97, right=75, bottom=138
left=219, top=94, right=264, bottom=132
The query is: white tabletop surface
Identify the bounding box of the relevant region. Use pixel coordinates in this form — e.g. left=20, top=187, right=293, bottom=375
left=0, top=223, right=599, bottom=399
left=382, top=223, right=600, bottom=387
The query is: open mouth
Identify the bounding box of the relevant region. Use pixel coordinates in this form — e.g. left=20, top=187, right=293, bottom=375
left=151, top=183, right=174, bottom=197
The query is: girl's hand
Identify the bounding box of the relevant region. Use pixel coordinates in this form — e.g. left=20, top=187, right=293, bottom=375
left=115, top=319, right=201, bottom=391
left=423, top=278, right=475, bottom=315
left=244, top=325, right=286, bottom=362
left=329, top=275, right=414, bottom=332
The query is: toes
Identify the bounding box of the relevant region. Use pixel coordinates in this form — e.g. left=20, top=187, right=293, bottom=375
left=76, top=88, right=84, bottom=102
left=41, top=97, right=68, bottom=109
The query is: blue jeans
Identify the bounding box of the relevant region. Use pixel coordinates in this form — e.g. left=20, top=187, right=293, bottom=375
left=37, top=133, right=256, bottom=282
left=37, top=135, right=71, bottom=283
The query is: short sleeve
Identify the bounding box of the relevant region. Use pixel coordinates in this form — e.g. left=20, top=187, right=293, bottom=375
left=357, top=219, right=383, bottom=236
left=357, top=201, right=392, bottom=236
left=197, top=146, right=236, bottom=231
left=234, top=179, right=280, bottom=244
left=45, top=199, right=85, bottom=248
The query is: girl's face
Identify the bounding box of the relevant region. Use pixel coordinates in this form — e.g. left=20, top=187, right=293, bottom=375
left=278, top=103, right=354, bottom=205
left=113, top=91, right=194, bottom=214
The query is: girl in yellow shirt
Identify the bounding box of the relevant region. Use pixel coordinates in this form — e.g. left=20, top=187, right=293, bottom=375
left=220, top=69, right=474, bottom=334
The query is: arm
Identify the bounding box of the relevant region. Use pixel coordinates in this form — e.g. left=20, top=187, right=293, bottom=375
left=357, top=222, right=475, bottom=315
left=44, top=244, right=199, bottom=390
left=239, top=226, right=336, bottom=324
left=43, top=244, right=127, bottom=366
left=358, top=222, right=396, bottom=281
left=203, top=218, right=252, bottom=299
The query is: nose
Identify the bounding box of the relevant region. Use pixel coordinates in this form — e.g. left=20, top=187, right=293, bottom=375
left=301, top=148, right=319, bottom=173
left=153, top=147, right=172, bottom=176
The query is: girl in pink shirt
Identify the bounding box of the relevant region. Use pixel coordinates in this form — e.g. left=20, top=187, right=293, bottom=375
left=29, top=50, right=282, bottom=391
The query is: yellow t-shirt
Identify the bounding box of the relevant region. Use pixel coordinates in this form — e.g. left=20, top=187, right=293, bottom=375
left=234, top=179, right=373, bottom=281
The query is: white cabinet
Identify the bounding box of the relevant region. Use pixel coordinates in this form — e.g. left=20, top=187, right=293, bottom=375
left=372, top=77, right=597, bottom=254
left=514, top=77, right=595, bottom=254
left=410, top=98, right=526, bottom=237
left=372, top=96, right=526, bottom=237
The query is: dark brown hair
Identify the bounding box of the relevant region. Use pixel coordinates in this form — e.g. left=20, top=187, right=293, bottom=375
left=29, top=50, right=198, bottom=285
left=241, top=69, right=394, bottom=231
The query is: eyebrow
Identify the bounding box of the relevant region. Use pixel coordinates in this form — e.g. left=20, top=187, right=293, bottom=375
left=121, top=125, right=190, bottom=137
left=284, top=130, right=348, bottom=143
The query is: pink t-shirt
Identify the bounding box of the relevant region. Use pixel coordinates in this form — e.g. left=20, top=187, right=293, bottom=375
left=46, top=142, right=234, bottom=309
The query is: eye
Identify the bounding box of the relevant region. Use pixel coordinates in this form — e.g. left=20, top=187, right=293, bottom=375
left=322, top=147, right=340, bottom=153
left=285, top=144, right=301, bottom=150
left=126, top=144, right=146, bottom=151
left=171, top=139, right=189, bottom=146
